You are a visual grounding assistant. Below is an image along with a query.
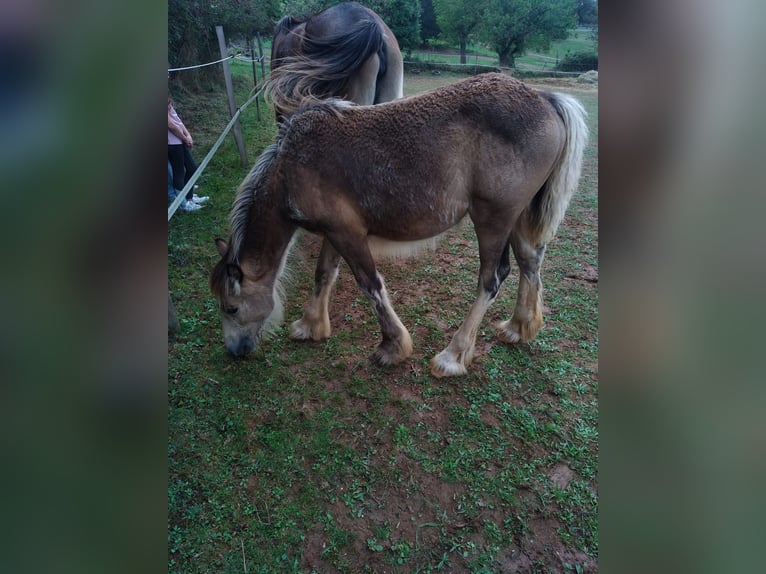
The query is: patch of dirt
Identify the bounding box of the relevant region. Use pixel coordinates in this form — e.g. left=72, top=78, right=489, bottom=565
left=524, top=517, right=597, bottom=572
left=565, top=263, right=599, bottom=284
left=549, top=464, right=576, bottom=491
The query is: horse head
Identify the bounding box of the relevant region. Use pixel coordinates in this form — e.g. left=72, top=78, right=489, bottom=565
left=211, top=238, right=276, bottom=357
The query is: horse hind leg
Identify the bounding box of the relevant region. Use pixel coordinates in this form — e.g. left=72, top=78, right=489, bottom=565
left=431, top=219, right=513, bottom=378
left=495, top=221, right=546, bottom=344
left=290, top=238, right=341, bottom=341
left=345, top=54, right=379, bottom=105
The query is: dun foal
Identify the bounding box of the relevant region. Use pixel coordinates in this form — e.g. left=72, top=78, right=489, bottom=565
left=211, top=73, right=588, bottom=377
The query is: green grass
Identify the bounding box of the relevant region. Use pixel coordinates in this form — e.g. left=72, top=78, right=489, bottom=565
left=169, top=66, right=598, bottom=573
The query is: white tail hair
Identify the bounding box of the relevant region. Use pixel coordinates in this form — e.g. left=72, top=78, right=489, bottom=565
left=528, top=92, right=589, bottom=244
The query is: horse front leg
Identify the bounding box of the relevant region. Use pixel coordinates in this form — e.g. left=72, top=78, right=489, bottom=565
left=365, top=272, right=413, bottom=366
left=327, top=232, right=413, bottom=366
left=290, top=238, right=341, bottom=341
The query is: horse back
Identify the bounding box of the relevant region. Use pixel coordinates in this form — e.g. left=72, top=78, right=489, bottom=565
left=276, top=75, right=566, bottom=238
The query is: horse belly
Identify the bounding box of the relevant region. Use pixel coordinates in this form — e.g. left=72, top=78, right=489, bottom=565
left=367, top=233, right=447, bottom=260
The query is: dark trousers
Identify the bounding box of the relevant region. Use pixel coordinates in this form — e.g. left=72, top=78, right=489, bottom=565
left=168, top=144, right=198, bottom=200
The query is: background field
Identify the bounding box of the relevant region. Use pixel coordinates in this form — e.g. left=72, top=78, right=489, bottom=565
left=411, top=28, right=597, bottom=71
left=168, top=65, right=598, bottom=573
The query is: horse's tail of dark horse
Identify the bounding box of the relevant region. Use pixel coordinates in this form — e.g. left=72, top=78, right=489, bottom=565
left=525, top=93, right=589, bottom=244
left=267, top=19, right=385, bottom=115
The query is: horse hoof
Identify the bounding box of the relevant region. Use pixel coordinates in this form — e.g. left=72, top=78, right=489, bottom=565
left=371, top=339, right=411, bottom=366
left=494, top=319, right=541, bottom=344
left=430, top=351, right=467, bottom=378
left=289, top=318, right=330, bottom=341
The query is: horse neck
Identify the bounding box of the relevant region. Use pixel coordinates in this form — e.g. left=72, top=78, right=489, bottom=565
left=237, top=205, right=296, bottom=285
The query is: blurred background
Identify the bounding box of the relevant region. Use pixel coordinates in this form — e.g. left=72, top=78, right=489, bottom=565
left=1, top=0, right=765, bottom=572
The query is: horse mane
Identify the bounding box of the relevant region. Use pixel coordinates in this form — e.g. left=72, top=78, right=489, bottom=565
left=211, top=141, right=293, bottom=330
left=228, top=143, right=281, bottom=264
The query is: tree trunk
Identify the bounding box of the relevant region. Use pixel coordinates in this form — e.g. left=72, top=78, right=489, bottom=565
left=459, top=38, right=467, bottom=65
left=498, top=48, right=512, bottom=67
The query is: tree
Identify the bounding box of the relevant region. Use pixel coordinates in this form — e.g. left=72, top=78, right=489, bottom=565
left=576, top=0, right=597, bottom=28
left=479, top=0, right=577, bottom=67
left=420, top=0, right=441, bottom=46
left=169, top=0, right=280, bottom=89
left=279, top=0, right=336, bottom=19
left=433, top=0, right=485, bottom=64
left=369, top=0, right=421, bottom=55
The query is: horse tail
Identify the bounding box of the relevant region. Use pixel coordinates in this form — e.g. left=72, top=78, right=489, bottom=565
left=266, top=18, right=384, bottom=115
left=525, top=92, right=589, bottom=245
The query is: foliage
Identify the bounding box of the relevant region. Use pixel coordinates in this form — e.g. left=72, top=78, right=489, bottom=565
left=279, top=0, right=337, bottom=19
left=479, top=0, right=577, bottom=67
left=368, top=0, right=421, bottom=54
left=420, top=0, right=441, bottom=45
left=576, top=0, right=598, bottom=28
left=557, top=50, right=598, bottom=71
left=432, top=0, right=484, bottom=63
left=168, top=0, right=280, bottom=90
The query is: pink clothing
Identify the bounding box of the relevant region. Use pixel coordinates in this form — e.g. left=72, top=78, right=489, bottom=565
left=168, top=104, right=185, bottom=145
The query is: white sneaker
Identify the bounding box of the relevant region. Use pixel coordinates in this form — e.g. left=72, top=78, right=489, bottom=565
left=192, top=193, right=210, bottom=204
left=182, top=199, right=203, bottom=212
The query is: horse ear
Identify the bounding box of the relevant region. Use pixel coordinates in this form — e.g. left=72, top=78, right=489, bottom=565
left=215, top=238, right=228, bottom=257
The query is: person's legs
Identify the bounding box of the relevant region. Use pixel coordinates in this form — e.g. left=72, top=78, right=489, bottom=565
left=168, top=145, right=185, bottom=192
left=167, top=161, right=176, bottom=203
left=168, top=145, right=202, bottom=212
left=181, top=147, right=198, bottom=200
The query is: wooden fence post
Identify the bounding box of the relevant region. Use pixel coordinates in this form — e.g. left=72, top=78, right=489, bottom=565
left=216, top=25, right=248, bottom=166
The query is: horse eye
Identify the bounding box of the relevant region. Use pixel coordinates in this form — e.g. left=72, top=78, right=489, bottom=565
left=225, top=306, right=238, bottom=315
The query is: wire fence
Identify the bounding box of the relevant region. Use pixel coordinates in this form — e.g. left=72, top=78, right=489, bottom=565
left=168, top=54, right=236, bottom=73
left=168, top=30, right=268, bottom=223
left=167, top=87, right=264, bottom=222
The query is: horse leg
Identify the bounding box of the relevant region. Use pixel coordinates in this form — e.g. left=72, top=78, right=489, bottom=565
left=345, top=54, right=379, bottom=105
left=431, top=207, right=513, bottom=378
left=289, top=238, right=341, bottom=341
left=327, top=232, right=413, bottom=365
left=495, top=221, right=546, bottom=343
left=373, top=48, right=404, bottom=102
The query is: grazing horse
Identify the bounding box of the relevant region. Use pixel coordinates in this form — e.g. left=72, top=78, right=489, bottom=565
left=268, top=1, right=403, bottom=119
left=211, top=73, right=588, bottom=378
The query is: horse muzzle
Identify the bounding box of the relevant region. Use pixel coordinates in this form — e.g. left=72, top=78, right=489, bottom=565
left=226, top=335, right=256, bottom=357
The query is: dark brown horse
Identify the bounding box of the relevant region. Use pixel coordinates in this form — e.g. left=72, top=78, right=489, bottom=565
left=268, top=1, right=403, bottom=119
left=211, top=73, right=588, bottom=377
